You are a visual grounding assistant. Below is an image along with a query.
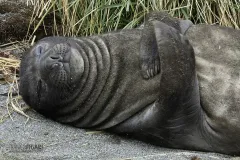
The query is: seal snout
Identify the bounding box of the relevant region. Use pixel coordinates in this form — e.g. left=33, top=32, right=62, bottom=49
left=44, top=43, right=72, bottom=71
left=38, top=42, right=73, bottom=88
left=46, top=55, right=64, bottom=71
left=50, top=43, right=71, bottom=63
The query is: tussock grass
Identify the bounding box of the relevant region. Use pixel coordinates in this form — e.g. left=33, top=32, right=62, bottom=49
left=28, top=0, right=239, bottom=38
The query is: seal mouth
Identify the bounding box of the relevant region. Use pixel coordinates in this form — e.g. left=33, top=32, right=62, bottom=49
left=51, top=63, right=63, bottom=69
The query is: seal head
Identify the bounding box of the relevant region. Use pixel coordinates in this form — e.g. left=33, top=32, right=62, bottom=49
left=20, top=37, right=84, bottom=114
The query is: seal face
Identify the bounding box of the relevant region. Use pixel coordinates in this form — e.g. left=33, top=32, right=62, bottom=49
left=20, top=37, right=84, bottom=114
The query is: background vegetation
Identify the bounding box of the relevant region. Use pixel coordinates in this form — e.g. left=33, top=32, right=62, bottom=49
left=28, top=0, right=240, bottom=39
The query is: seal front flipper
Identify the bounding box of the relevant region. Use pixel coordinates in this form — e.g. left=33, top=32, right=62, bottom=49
left=140, top=20, right=184, bottom=79
left=140, top=21, right=160, bottom=79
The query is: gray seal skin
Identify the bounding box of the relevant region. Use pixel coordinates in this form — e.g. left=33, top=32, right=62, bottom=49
left=19, top=12, right=240, bottom=155
left=186, top=24, right=240, bottom=155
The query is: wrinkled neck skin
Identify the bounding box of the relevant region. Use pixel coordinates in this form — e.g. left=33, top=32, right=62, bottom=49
left=39, top=30, right=161, bottom=131
left=50, top=36, right=112, bottom=125
left=53, top=31, right=161, bottom=129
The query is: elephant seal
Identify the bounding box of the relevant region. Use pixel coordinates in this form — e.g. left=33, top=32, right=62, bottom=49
left=19, top=12, right=240, bottom=155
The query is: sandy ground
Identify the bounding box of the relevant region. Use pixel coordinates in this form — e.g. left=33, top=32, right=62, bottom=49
left=0, top=84, right=238, bottom=160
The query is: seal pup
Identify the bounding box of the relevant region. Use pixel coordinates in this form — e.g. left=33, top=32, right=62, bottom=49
left=20, top=12, right=240, bottom=155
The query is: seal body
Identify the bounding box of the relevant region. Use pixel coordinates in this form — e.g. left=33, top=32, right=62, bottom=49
left=19, top=12, right=240, bottom=155
left=187, top=24, right=240, bottom=155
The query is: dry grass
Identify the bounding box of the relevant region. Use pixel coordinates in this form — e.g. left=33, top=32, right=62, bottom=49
left=0, top=41, right=31, bottom=122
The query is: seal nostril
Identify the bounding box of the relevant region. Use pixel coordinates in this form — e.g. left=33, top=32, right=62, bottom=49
left=50, top=55, right=63, bottom=61
left=50, top=56, right=60, bottom=60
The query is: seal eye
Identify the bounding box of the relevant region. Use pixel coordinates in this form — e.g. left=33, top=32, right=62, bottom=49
left=36, top=46, right=43, bottom=56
